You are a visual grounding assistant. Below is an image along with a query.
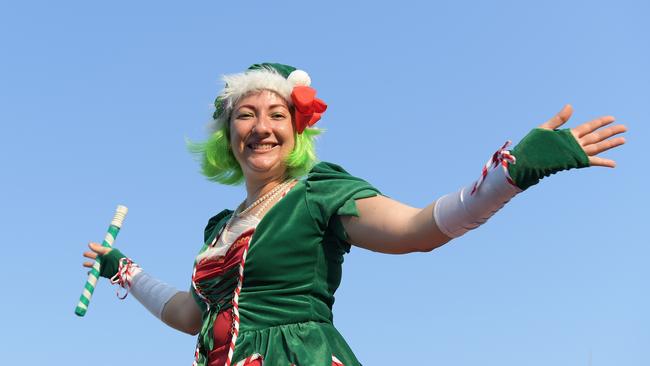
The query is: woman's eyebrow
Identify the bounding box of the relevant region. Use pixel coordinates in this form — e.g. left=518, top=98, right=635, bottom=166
left=236, top=104, right=253, bottom=109
left=235, top=104, right=288, bottom=111
left=268, top=104, right=289, bottom=110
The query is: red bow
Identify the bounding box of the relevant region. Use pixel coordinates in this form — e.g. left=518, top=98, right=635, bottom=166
left=291, top=86, right=327, bottom=134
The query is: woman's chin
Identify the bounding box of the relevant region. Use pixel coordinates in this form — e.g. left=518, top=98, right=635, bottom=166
left=242, top=157, right=285, bottom=177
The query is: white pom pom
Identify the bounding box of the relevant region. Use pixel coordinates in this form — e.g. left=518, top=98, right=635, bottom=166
left=287, top=70, right=311, bottom=86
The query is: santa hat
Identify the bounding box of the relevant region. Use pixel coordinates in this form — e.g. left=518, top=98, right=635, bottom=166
left=212, top=63, right=326, bottom=134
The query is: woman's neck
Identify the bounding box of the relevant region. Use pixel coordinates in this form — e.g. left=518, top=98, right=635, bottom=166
left=244, top=174, right=288, bottom=207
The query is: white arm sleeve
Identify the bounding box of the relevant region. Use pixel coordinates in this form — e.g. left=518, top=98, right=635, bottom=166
left=129, top=271, right=181, bottom=320
left=433, top=143, right=522, bottom=238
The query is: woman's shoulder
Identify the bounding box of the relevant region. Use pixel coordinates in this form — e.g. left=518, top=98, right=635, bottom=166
left=305, top=161, right=379, bottom=193
left=303, top=161, right=380, bottom=218
left=305, top=160, right=379, bottom=189
left=306, top=161, right=360, bottom=181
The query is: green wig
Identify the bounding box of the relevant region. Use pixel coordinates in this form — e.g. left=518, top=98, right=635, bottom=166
left=189, top=63, right=323, bottom=185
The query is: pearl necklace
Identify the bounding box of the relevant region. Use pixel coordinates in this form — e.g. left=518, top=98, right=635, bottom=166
left=222, top=178, right=295, bottom=238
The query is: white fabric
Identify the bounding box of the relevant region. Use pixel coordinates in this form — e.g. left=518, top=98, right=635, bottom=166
left=196, top=215, right=260, bottom=263
left=211, top=69, right=294, bottom=132
left=434, top=163, right=522, bottom=238
left=129, top=271, right=180, bottom=320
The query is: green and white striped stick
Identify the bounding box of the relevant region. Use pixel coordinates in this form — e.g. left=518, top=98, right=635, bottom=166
left=75, top=205, right=128, bottom=317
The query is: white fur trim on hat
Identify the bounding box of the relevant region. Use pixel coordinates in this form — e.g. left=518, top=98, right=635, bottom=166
left=221, top=69, right=293, bottom=111
left=209, top=67, right=307, bottom=132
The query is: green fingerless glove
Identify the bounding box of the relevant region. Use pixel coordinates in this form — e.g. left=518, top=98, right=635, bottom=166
left=98, top=248, right=127, bottom=279
left=508, top=128, right=590, bottom=190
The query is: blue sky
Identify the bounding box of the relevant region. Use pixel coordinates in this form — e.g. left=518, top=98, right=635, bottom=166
left=1, top=1, right=648, bottom=365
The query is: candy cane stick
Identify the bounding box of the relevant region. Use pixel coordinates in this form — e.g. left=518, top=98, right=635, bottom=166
left=75, top=205, right=128, bottom=317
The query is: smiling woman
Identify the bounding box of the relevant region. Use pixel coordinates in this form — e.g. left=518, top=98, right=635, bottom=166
left=83, top=62, right=627, bottom=366
left=188, top=65, right=322, bottom=186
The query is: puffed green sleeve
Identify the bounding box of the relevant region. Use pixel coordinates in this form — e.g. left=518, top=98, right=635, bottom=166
left=304, top=162, right=381, bottom=245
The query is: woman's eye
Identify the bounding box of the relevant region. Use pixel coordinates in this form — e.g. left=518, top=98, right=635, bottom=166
left=271, top=113, right=286, bottom=120
left=236, top=113, right=253, bottom=119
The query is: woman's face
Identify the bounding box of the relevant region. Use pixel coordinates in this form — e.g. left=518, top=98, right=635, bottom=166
left=230, top=90, right=295, bottom=182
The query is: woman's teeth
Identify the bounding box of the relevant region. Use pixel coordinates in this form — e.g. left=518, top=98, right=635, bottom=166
left=250, top=143, right=276, bottom=151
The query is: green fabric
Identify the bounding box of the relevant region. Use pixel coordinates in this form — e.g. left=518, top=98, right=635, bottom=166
left=192, top=162, right=380, bottom=365
left=247, top=62, right=297, bottom=78
left=508, top=128, right=590, bottom=190
left=234, top=322, right=357, bottom=365
left=98, top=248, right=126, bottom=279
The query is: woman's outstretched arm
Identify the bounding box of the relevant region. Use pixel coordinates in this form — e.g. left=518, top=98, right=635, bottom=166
left=341, top=105, right=626, bottom=254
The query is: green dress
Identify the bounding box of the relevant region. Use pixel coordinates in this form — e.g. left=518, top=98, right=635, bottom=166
left=191, top=162, right=380, bottom=366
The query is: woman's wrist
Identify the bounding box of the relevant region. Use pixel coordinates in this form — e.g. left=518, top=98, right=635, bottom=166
left=98, top=248, right=127, bottom=279
left=434, top=143, right=521, bottom=238
left=100, top=248, right=179, bottom=320
left=508, top=128, right=589, bottom=190
left=434, top=128, right=591, bottom=238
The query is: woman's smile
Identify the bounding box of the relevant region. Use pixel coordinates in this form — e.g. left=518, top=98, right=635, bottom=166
left=247, top=142, right=279, bottom=152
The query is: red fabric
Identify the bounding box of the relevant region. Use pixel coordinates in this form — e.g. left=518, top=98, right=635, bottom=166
left=291, top=86, right=327, bottom=133
left=194, top=230, right=254, bottom=366
left=193, top=229, right=253, bottom=283
left=213, top=310, right=234, bottom=348
left=208, top=343, right=229, bottom=366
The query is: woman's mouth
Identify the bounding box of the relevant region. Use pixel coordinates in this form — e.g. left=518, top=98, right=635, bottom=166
left=247, top=143, right=278, bottom=152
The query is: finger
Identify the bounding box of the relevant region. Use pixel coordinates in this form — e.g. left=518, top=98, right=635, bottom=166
left=589, top=156, right=617, bottom=168
left=583, top=136, right=626, bottom=156
left=580, top=124, right=627, bottom=146
left=83, top=261, right=96, bottom=268
left=83, top=251, right=98, bottom=260
left=572, top=115, right=616, bottom=138
left=88, top=242, right=111, bottom=255
left=539, top=104, right=573, bottom=130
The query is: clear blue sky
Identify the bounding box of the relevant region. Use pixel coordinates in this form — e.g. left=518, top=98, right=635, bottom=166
left=1, top=1, right=648, bottom=365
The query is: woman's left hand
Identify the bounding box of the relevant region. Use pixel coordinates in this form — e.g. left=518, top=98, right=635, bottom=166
left=538, top=104, right=627, bottom=168
left=82, top=242, right=112, bottom=268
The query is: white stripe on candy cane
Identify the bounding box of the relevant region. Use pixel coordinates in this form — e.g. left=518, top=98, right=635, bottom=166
left=104, top=233, right=114, bottom=246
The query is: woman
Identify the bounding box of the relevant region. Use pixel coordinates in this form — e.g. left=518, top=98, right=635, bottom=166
left=83, top=63, right=626, bottom=365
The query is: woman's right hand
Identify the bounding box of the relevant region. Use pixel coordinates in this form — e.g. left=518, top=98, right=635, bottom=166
left=82, top=243, right=128, bottom=279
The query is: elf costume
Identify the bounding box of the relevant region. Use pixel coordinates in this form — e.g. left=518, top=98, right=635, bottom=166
left=191, top=162, right=379, bottom=365
left=99, top=63, right=590, bottom=366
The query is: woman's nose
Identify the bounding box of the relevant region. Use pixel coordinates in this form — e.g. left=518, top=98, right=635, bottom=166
left=252, top=115, right=272, bottom=134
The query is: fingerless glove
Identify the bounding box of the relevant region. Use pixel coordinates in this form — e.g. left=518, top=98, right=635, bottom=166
left=508, top=128, right=589, bottom=190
